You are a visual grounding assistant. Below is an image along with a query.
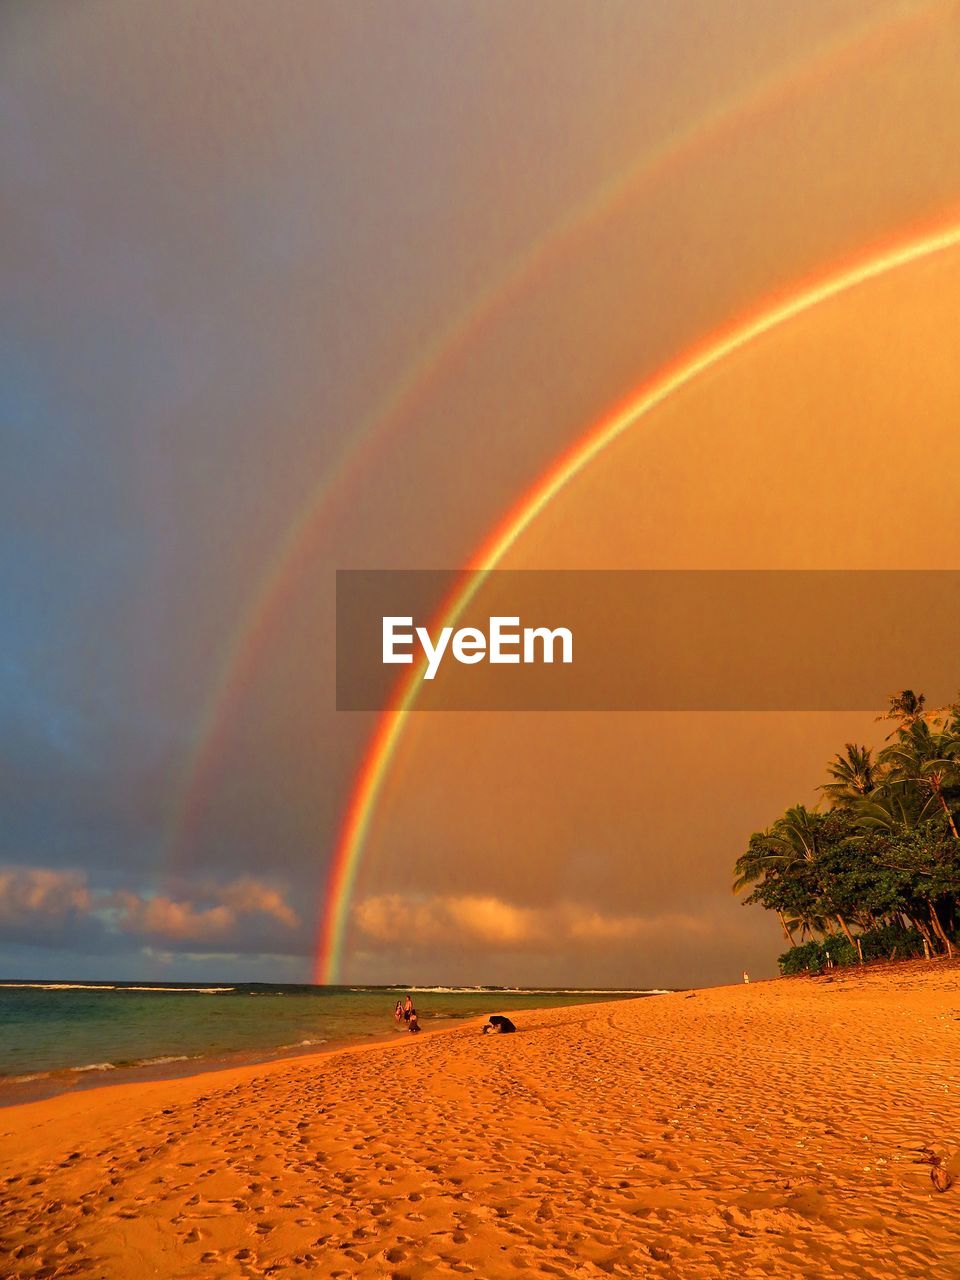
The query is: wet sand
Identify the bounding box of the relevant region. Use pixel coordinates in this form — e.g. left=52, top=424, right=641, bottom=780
left=0, top=1029, right=406, bottom=1110
left=2, top=963, right=959, bottom=1278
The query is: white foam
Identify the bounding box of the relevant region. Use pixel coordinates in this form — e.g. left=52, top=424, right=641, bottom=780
left=2, top=983, right=117, bottom=991
left=124, top=986, right=235, bottom=993
left=0, top=983, right=235, bottom=994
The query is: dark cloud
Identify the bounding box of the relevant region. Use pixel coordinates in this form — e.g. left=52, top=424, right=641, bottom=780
left=0, top=865, right=306, bottom=960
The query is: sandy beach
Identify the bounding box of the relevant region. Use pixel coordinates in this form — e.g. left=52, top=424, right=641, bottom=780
left=2, top=964, right=959, bottom=1279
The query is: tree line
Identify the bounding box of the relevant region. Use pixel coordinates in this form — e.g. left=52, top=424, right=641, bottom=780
left=734, top=691, right=960, bottom=973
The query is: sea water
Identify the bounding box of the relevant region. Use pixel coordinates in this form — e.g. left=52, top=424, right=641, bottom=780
left=0, top=982, right=664, bottom=1092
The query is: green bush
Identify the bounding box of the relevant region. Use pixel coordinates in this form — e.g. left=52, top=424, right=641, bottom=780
left=778, top=940, right=826, bottom=975
left=778, top=923, right=925, bottom=974
left=858, top=922, right=924, bottom=962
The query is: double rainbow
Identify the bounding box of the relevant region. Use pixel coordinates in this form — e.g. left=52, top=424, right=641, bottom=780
left=167, top=1, right=940, bottom=874
left=152, top=3, right=959, bottom=982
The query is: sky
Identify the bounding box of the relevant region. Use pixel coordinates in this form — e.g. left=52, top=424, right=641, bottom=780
left=4, top=0, right=960, bottom=987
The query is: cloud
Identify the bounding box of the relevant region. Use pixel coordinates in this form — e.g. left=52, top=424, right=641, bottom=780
left=352, top=892, right=711, bottom=953
left=0, top=866, right=91, bottom=922
left=109, top=878, right=299, bottom=942
left=218, top=878, right=299, bottom=929
left=0, top=865, right=299, bottom=949
left=566, top=909, right=710, bottom=943
left=109, top=893, right=236, bottom=942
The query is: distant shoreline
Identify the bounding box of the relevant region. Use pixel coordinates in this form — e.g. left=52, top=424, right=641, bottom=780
left=0, top=983, right=668, bottom=1107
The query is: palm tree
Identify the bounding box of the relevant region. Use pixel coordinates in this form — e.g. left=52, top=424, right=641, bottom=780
left=735, top=805, right=856, bottom=948
left=851, top=779, right=938, bottom=835
left=879, top=689, right=928, bottom=732
left=820, top=743, right=878, bottom=809
left=734, top=687, right=960, bottom=968
left=877, top=719, right=960, bottom=842
left=732, top=831, right=807, bottom=944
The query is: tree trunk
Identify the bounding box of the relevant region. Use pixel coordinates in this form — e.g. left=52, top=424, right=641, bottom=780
left=927, top=901, right=948, bottom=953
left=910, top=912, right=937, bottom=958
left=776, top=910, right=797, bottom=945
left=836, top=914, right=861, bottom=959
left=934, top=783, right=960, bottom=841
left=929, top=899, right=954, bottom=958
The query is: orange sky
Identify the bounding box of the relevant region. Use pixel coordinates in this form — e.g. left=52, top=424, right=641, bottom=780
left=346, top=244, right=960, bottom=986
left=5, top=0, right=960, bottom=984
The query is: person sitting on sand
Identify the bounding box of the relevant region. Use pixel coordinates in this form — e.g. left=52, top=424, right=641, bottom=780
left=403, top=994, right=413, bottom=1022
left=408, top=1009, right=421, bottom=1033
left=482, top=1014, right=516, bottom=1034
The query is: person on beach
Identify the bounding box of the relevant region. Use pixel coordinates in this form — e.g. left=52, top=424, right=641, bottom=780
left=408, top=1009, right=421, bottom=1033
left=483, top=1014, right=516, bottom=1034
left=403, top=994, right=413, bottom=1023
left=394, top=999, right=403, bottom=1022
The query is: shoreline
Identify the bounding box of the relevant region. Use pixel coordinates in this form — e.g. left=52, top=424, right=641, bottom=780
left=1, top=958, right=950, bottom=1112
left=0, top=992, right=642, bottom=1133
left=0, top=957, right=942, bottom=1109
left=0, top=1013, right=489, bottom=1111
left=0, top=986, right=669, bottom=1108
left=4, top=968, right=958, bottom=1278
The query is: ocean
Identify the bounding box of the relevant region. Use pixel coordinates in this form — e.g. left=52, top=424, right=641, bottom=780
left=0, top=981, right=663, bottom=1098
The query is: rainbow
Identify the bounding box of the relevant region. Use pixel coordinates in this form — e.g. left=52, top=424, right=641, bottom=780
left=314, top=212, right=960, bottom=983
left=166, top=1, right=942, bottom=873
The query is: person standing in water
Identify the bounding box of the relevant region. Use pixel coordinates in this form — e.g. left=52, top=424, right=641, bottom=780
left=394, top=999, right=403, bottom=1022
left=403, top=994, right=413, bottom=1023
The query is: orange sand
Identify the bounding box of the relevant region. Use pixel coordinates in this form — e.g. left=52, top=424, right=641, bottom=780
left=2, top=964, right=959, bottom=1278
